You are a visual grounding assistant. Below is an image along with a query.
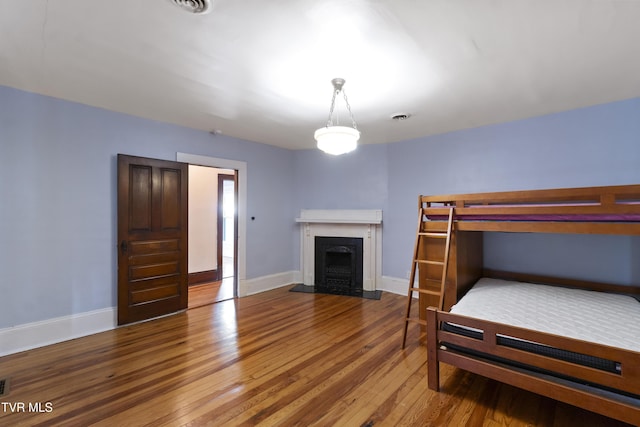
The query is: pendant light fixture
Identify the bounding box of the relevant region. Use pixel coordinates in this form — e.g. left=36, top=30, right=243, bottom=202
left=314, top=78, right=360, bottom=155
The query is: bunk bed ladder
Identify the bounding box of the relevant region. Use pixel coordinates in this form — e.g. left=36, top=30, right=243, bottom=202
left=401, top=205, right=454, bottom=349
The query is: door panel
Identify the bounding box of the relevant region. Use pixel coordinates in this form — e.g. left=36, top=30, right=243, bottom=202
left=129, top=165, right=153, bottom=230
left=118, top=154, right=188, bottom=325
left=160, top=169, right=181, bottom=228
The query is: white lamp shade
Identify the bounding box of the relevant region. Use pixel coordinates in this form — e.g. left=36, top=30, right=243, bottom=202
left=314, top=126, right=360, bottom=155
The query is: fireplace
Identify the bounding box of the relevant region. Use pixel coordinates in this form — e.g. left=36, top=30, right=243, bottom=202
left=314, top=236, right=363, bottom=296
left=295, top=209, right=382, bottom=293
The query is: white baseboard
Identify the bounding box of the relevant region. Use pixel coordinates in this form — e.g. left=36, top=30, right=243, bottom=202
left=380, top=275, right=411, bottom=296
left=0, top=307, right=117, bottom=357
left=3, top=270, right=392, bottom=357
left=241, top=271, right=298, bottom=296
left=0, top=271, right=300, bottom=357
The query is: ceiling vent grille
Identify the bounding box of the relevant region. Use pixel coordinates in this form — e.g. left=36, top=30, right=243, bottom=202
left=391, top=113, right=411, bottom=121
left=167, top=0, right=212, bottom=14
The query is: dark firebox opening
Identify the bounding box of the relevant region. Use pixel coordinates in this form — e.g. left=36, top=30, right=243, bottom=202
left=314, top=236, right=363, bottom=296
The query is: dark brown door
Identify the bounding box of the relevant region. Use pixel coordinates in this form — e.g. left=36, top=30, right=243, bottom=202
left=117, top=154, right=188, bottom=325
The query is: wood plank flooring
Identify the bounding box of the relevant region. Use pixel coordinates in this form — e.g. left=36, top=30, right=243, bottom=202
left=0, top=287, right=633, bottom=426
left=188, top=277, right=235, bottom=309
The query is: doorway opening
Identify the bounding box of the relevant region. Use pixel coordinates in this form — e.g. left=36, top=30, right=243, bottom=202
left=177, top=152, right=247, bottom=301
left=217, top=173, right=236, bottom=300
left=187, top=165, right=237, bottom=309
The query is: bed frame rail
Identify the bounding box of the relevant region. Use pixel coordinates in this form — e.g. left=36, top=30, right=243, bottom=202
left=420, top=184, right=640, bottom=234
left=421, top=184, right=640, bottom=207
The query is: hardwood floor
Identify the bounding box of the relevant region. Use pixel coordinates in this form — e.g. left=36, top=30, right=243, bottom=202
left=0, top=287, right=633, bottom=426
left=188, top=277, right=235, bottom=309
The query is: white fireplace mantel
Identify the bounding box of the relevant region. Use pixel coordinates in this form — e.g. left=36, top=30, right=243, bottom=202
left=296, top=209, right=382, bottom=291
left=295, top=209, right=382, bottom=225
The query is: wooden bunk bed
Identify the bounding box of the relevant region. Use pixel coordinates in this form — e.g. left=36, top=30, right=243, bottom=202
left=419, top=184, right=640, bottom=425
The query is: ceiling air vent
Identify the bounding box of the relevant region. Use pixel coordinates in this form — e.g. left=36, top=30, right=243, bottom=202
left=167, top=0, right=212, bottom=14
left=391, top=113, right=411, bottom=121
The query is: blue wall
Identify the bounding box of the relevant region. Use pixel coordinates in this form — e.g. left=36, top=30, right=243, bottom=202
left=0, top=86, right=295, bottom=328
left=293, top=144, right=389, bottom=210
left=2, top=84, right=639, bottom=329
left=385, top=98, right=640, bottom=283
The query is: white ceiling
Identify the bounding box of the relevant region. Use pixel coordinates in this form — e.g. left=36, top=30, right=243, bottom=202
left=2, top=0, right=640, bottom=150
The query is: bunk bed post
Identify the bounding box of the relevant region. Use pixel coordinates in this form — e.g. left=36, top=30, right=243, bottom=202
left=426, top=307, right=440, bottom=391
left=437, top=209, right=454, bottom=311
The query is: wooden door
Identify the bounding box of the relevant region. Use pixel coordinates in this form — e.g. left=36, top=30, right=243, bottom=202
left=117, top=154, right=189, bottom=325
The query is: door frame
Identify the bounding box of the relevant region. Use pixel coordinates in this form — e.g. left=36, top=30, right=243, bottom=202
left=177, top=152, right=247, bottom=297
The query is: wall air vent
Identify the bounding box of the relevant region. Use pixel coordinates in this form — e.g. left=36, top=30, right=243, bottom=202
left=167, top=0, right=212, bottom=14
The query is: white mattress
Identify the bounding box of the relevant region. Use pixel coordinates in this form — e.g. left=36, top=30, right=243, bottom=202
left=449, top=278, right=640, bottom=353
